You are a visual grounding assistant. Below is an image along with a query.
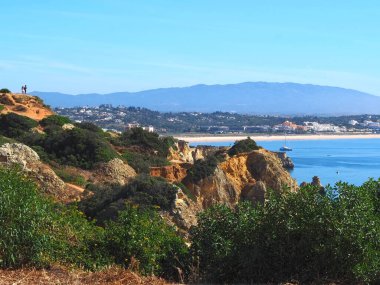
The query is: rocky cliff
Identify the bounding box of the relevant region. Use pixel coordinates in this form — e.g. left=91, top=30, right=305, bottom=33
left=183, top=149, right=297, bottom=209
left=167, top=140, right=228, bottom=163
left=0, top=93, right=53, bottom=121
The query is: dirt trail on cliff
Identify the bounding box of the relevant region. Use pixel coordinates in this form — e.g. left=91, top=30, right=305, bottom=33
left=65, top=183, right=85, bottom=193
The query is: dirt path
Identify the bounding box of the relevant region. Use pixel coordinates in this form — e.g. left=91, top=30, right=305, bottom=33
left=65, top=183, right=85, bottom=193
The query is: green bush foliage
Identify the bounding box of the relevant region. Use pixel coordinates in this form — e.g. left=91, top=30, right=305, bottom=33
left=104, top=204, right=188, bottom=278
left=0, top=168, right=188, bottom=280
left=228, top=137, right=259, bottom=156
left=0, top=104, right=4, bottom=112
left=191, top=181, right=380, bottom=284
left=0, top=113, right=38, bottom=138
left=120, top=128, right=176, bottom=157
left=40, top=115, right=72, bottom=127
left=186, top=155, right=224, bottom=182
left=123, top=175, right=177, bottom=210
left=0, top=167, right=109, bottom=269
left=75, top=122, right=103, bottom=133
left=0, top=88, right=11, bottom=93
left=0, top=114, right=117, bottom=169
left=41, top=127, right=117, bottom=169
left=79, top=175, right=178, bottom=222
left=122, top=150, right=169, bottom=174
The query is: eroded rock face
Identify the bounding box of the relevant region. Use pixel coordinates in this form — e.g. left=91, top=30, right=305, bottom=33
left=150, top=163, right=190, bottom=183
left=246, top=150, right=298, bottom=194
left=168, top=140, right=194, bottom=163
left=192, top=146, right=227, bottom=162
left=92, top=158, right=137, bottom=185
left=0, top=143, right=68, bottom=201
left=183, top=149, right=298, bottom=209
left=168, top=140, right=228, bottom=164
left=184, top=166, right=239, bottom=208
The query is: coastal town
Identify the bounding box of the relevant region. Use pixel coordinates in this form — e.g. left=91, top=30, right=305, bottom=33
left=55, top=105, right=380, bottom=134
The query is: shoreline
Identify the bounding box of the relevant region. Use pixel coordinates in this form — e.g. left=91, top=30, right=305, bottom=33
left=175, top=133, right=380, bottom=143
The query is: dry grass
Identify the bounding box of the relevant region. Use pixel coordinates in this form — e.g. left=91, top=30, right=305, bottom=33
left=0, top=266, right=175, bottom=285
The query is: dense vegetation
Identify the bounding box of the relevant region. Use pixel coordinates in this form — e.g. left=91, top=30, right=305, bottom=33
left=105, top=205, right=188, bottom=277
left=191, top=182, right=380, bottom=284
left=40, top=114, right=72, bottom=127
left=0, top=113, right=118, bottom=169
left=0, top=167, right=187, bottom=280
left=228, top=137, right=260, bottom=156
left=120, top=128, right=176, bottom=156
left=79, top=175, right=178, bottom=223
left=0, top=113, right=39, bottom=138
left=0, top=112, right=177, bottom=172
left=117, top=127, right=174, bottom=173
left=0, top=167, right=108, bottom=269
left=41, top=126, right=117, bottom=169
left=122, top=150, right=170, bottom=174
left=3, top=165, right=378, bottom=283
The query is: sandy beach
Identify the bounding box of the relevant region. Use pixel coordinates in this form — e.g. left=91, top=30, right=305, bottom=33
left=175, top=133, right=380, bottom=143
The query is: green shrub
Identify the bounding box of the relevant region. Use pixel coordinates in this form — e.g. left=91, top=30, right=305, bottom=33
left=0, top=113, right=38, bottom=138
left=75, top=121, right=103, bottom=133
left=0, top=167, right=109, bottom=269
left=0, top=105, right=4, bottom=112
left=0, top=88, right=11, bottom=93
left=40, top=115, right=72, bottom=127
left=79, top=175, right=178, bottom=222
left=191, top=181, right=380, bottom=283
left=123, top=175, right=177, bottom=210
left=41, top=128, right=118, bottom=169
left=228, top=137, right=259, bottom=156
left=122, top=150, right=170, bottom=174
left=120, top=128, right=176, bottom=157
left=186, top=156, right=222, bottom=182
left=104, top=204, right=188, bottom=278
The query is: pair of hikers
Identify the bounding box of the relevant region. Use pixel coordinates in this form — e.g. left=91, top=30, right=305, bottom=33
left=21, top=84, right=27, bottom=94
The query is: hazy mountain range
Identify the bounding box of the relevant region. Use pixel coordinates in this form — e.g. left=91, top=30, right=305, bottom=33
left=31, top=82, right=380, bottom=115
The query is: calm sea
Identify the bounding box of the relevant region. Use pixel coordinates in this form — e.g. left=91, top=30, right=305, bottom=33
left=190, top=139, right=380, bottom=186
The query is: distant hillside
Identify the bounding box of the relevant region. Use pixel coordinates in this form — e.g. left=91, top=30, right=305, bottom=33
left=32, top=82, right=380, bottom=115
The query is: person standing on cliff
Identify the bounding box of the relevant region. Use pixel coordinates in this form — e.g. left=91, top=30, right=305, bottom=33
left=21, top=85, right=24, bottom=94
left=24, top=85, right=27, bottom=94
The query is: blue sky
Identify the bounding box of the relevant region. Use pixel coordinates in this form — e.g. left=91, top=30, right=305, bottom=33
left=1, top=0, right=380, bottom=94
